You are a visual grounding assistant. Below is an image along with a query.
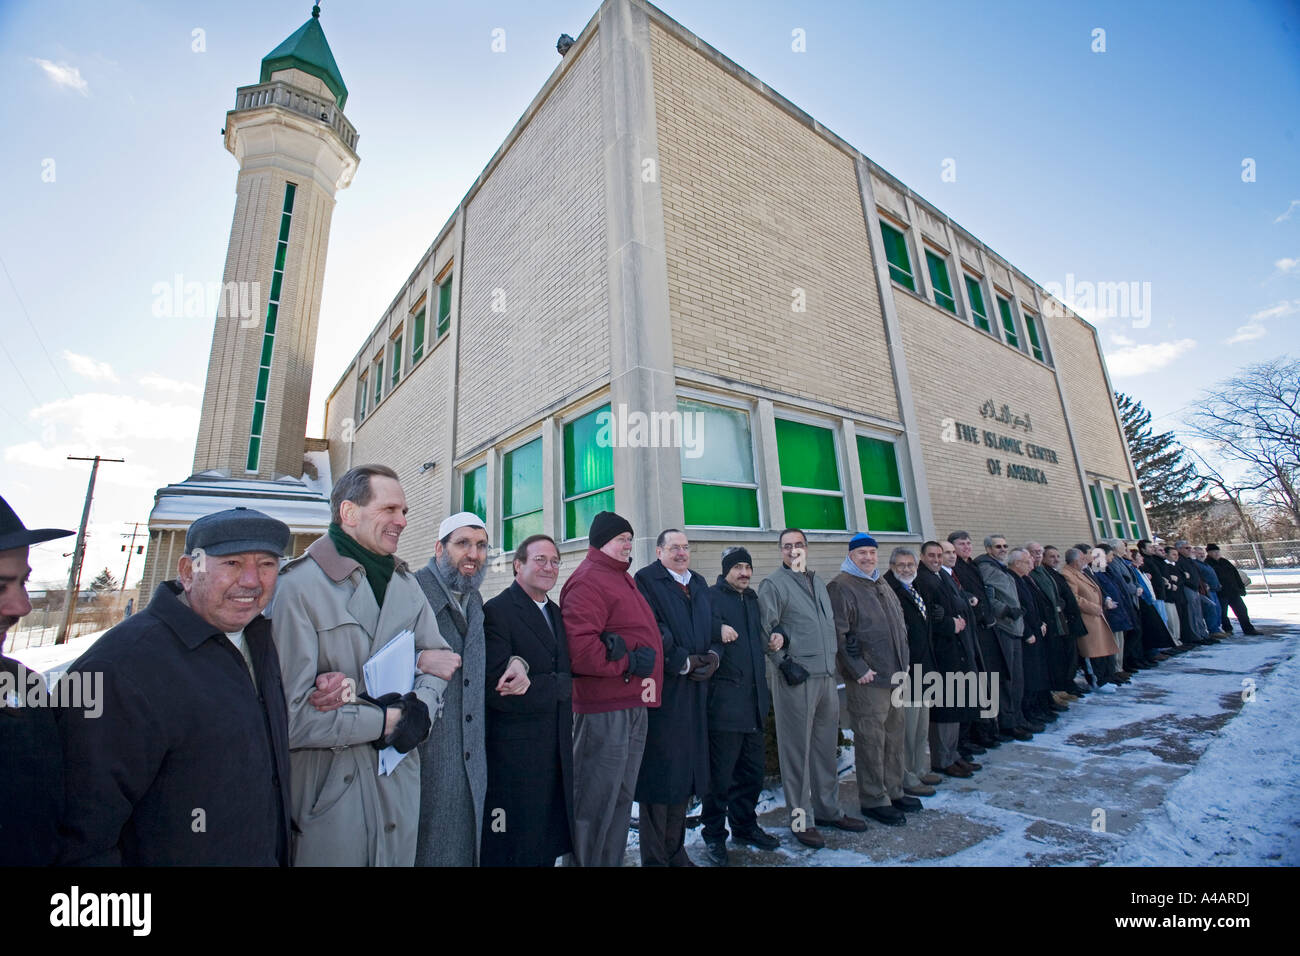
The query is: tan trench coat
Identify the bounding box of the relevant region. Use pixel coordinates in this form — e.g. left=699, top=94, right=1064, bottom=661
left=1060, top=564, right=1120, bottom=659
left=271, top=535, right=450, bottom=866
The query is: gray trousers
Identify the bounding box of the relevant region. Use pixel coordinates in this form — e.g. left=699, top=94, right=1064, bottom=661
left=571, top=707, right=647, bottom=867
left=1164, top=602, right=1182, bottom=645
left=1183, top=587, right=1209, bottom=639
left=902, top=680, right=931, bottom=788
left=846, top=681, right=903, bottom=809
left=995, top=628, right=1025, bottom=730
left=929, top=721, right=960, bottom=770
left=769, top=667, right=843, bottom=825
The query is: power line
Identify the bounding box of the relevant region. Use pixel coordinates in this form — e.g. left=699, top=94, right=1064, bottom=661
left=0, top=251, right=75, bottom=399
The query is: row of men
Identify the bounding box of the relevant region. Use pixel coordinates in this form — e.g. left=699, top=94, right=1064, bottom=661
left=0, top=478, right=1257, bottom=866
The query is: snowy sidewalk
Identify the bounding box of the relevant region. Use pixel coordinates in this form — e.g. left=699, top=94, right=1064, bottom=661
left=674, top=593, right=1300, bottom=867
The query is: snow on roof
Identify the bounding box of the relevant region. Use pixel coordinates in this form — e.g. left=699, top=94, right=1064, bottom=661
left=147, top=474, right=330, bottom=533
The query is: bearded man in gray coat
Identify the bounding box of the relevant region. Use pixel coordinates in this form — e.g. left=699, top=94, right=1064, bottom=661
left=413, top=512, right=531, bottom=866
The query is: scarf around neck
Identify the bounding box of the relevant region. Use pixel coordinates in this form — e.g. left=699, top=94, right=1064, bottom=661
left=328, top=522, right=395, bottom=608
left=840, top=556, right=880, bottom=581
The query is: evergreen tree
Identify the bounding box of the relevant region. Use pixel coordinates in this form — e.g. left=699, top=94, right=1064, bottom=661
left=90, top=567, right=118, bottom=596
left=1116, top=391, right=1203, bottom=525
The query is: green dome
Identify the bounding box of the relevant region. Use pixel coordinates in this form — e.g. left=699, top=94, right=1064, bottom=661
left=260, top=6, right=348, bottom=109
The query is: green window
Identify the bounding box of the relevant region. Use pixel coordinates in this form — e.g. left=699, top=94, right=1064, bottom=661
left=1023, top=310, right=1045, bottom=362
left=1089, top=485, right=1107, bottom=539
left=879, top=222, right=915, bottom=291
left=411, top=307, right=426, bottom=362
left=1122, top=490, right=1141, bottom=540
left=372, top=356, right=383, bottom=405
left=679, top=398, right=760, bottom=528
left=503, top=439, right=544, bottom=551
left=389, top=334, right=402, bottom=389
left=997, top=295, right=1019, bottom=348
left=925, top=250, right=956, bottom=313
left=857, top=435, right=909, bottom=532
left=564, top=404, right=614, bottom=540
left=436, top=277, right=453, bottom=339
left=462, top=463, right=487, bottom=521
left=1104, top=486, right=1125, bottom=538
left=357, top=373, right=368, bottom=422
left=965, top=275, right=991, bottom=332
left=775, top=419, right=846, bottom=530
left=247, top=181, right=296, bottom=472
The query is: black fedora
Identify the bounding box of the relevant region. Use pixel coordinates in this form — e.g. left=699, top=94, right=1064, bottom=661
left=0, top=495, right=74, bottom=552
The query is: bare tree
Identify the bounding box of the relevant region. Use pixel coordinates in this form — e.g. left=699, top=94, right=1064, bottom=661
left=1186, top=357, right=1300, bottom=529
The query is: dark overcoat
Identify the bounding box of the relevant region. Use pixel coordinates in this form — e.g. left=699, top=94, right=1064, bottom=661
left=633, top=561, right=723, bottom=804
left=479, top=581, right=575, bottom=867
left=706, top=576, right=769, bottom=734
left=914, top=565, right=977, bottom=722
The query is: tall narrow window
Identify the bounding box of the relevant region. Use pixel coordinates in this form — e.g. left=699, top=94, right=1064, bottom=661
left=411, top=306, right=426, bottom=363
left=503, top=438, right=544, bottom=551
left=965, top=275, right=992, bottom=333
left=436, top=276, right=453, bottom=339
left=1105, top=487, right=1125, bottom=538
left=775, top=419, right=846, bottom=530
left=389, top=331, right=402, bottom=391
left=857, top=435, right=909, bottom=532
left=996, top=295, right=1019, bottom=348
left=372, top=355, right=383, bottom=407
left=462, top=464, right=487, bottom=521
left=879, top=221, right=915, bottom=291
left=1023, top=310, right=1045, bottom=362
left=1122, top=489, right=1141, bottom=540
left=564, top=404, right=614, bottom=539
left=247, top=181, right=296, bottom=473
left=925, top=250, right=956, bottom=313
left=679, top=398, right=760, bottom=528
left=1089, top=485, right=1108, bottom=539
left=357, top=372, right=368, bottom=423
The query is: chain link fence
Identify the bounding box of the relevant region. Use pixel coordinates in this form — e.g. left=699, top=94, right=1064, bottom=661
left=1215, top=540, right=1300, bottom=594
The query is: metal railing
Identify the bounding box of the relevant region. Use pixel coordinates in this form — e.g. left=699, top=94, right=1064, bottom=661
left=233, top=80, right=359, bottom=153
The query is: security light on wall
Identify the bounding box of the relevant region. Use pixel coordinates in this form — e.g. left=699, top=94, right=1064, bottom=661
left=420, top=461, right=437, bottom=473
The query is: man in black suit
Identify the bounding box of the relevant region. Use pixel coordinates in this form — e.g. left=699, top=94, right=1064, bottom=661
left=481, top=534, right=575, bottom=866
left=914, top=541, right=979, bottom=778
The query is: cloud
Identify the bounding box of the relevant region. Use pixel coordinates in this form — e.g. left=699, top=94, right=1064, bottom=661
left=27, top=392, right=199, bottom=444
left=139, top=374, right=202, bottom=395
left=1109, top=332, right=1136, bottom=347
left=1225, top=299, right=1300, bottom=345
left=63, top=350, right=118, bottom=383
left=1104, top=338, right=1196, bottom=377
left=1274, top=257, right=1299, bottom=274
left=4, top=441, right=161, bottom=489
left=30, top=57, right=88, bottom=95
left=1275, top=200, right=1300, bottom=223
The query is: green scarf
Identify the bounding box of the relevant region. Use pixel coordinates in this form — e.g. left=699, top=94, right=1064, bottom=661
left=328, top=522, right=396, bottom=608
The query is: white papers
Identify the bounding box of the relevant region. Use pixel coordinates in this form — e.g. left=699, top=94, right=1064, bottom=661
left=363, top=629, right=416, bottom=776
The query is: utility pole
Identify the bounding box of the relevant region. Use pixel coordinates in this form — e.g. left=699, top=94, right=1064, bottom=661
left=119, top=522, right=145, bottom=593
left=57, top=455, right=124, bottom=645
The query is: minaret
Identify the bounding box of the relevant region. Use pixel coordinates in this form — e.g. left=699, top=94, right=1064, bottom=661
left=191, top=4, right=359, bottom=479
left=137, top=6, right=357, bottom=599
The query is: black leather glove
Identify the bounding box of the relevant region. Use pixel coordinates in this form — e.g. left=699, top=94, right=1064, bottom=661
left=626, top=645, right=655, bottom=678
left=599, top=630, right=628, bottom=662
left=1007, top=605, right=1025, bottom=621
left=687, top=652, right=719, bottom=681
left=362, top=691, right=431, bottom=754
left=778, top=654, right=809, bottom=686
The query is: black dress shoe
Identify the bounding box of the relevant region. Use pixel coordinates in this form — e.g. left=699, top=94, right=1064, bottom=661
left=862, top=805, right=906, bottom=826
left=731, top=827, right=780, bottom=851
left=1050, top=701, right=1069, bottom=712
left=997, top=730, right=1016, bottom=742
left=703, top=841, right=728, bottom=866
left=1025, top=720, right=1046, bottom=733
left=892, top=795, right=923, bottom=811
left=1012, top=728, right=1034, bottom=741
left=962, top=742, right=987, bottom=756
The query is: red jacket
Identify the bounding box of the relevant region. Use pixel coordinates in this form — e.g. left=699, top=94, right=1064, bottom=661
left=560, top=547, right=664, bottom=715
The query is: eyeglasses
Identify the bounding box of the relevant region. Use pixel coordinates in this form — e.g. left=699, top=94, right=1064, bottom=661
left=663, top=544, right=690, bottom=554
left=993, top=544, right=1008, bottom=550
left=780, top=543, right=806, bottom=552
left=529, top=556, right=562, bottom=570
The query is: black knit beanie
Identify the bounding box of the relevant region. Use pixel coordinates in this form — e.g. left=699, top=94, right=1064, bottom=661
left=589, top=510, right=634, bottom=549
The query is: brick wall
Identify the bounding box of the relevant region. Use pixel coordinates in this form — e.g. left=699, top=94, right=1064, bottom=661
left=649, top=21, right=899, bottom=424
left=1051, top=312, right=1133, bottom=482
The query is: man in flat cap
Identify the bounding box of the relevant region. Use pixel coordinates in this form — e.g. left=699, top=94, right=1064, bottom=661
left=412, top=511, right=529, bottom=867
left=0, top=495, right=73, bottom=865
left=560, top=510, right=662, bottom=866
left=273, top=464, right=458, bottom=866
left=57, top=505, right=293, bottom=865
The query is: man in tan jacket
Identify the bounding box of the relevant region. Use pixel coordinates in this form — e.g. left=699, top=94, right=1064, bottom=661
left=272, top=464, right=461, bottom=866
